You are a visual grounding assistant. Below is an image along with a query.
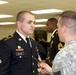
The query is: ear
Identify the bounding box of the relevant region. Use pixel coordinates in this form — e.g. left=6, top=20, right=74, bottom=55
left=16, top=21, right=21, bottom=27
left=62, top=25, right=67, bottom=35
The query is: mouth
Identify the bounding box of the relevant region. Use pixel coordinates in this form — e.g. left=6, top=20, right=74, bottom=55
left=30, top=28, right=35, bottom=31
left=30, top=28, right=34, bottom=30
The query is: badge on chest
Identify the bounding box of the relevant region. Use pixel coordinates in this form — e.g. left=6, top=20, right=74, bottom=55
left=16, top=45, right=25, bottom=58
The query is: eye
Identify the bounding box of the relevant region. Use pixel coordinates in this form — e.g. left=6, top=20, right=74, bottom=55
left=27, top=20, right=35, bottom=25
left=28, top=20, right=32, bottom=24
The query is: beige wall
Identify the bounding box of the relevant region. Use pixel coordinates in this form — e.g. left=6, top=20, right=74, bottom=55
left=0, top=26, right=51, bottom=41
left=47, top=33, right=51, bottom=42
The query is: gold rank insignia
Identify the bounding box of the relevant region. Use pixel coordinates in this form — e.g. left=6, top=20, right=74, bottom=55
left=16, top=45, right=24, bottom=51
left=5, top=35, right=13, bottom=41
left=18, top=38, right=22, bottom=41
left=58, top=42, right=63, bottom=50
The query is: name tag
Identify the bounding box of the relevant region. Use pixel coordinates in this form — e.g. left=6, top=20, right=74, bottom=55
left=16, top=51, right=25, bottom=56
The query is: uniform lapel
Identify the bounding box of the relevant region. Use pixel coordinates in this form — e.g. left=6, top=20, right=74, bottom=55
left=13, top=32, right=32, bottom=53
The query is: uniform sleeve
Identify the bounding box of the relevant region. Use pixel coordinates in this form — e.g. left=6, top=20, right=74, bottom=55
left=36, top=43, right=46, bottom=60
left=52, top=61, right=63, bottom=75
left=52, top=52, right=65, bottom=75
left=0, top=40, right=11, bottom=75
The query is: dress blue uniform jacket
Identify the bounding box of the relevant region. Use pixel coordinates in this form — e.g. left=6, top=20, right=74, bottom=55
left=0, top=32, right=38, bottom=75
left=46, top=30, right=64, bottom=66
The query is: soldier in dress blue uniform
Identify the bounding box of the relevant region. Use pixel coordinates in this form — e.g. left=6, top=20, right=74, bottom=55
left=0, top=11, right=41, bottom=75
left=45, top=18, right=64, bottom=66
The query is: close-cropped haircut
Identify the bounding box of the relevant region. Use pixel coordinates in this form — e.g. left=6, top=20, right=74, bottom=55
left=59, top=10, right=76, bottom=34
left=16, top=11, right=34, bottom=22
left=48, top=18, right=58, bottom=25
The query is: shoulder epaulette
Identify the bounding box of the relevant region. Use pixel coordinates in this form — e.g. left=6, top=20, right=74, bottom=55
left=4, top=35, right=13, bottom=41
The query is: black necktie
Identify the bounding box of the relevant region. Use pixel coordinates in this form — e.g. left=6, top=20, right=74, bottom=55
left=26, top=38, right=31, bottom=47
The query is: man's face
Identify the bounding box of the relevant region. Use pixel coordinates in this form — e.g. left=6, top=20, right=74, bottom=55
left=18, top=13, right=35, bottom=37
left=46, top=20, right=54, bottom=33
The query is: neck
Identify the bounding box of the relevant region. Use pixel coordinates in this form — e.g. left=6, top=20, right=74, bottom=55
left=65, top=35, right=76, bottom=43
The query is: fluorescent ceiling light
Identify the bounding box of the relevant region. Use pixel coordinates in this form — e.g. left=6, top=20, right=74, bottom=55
left=35, top=24, right=46, bottom=27
left=0, top=1, right=8, bottom=4
left=31, top=9, right=63, bottom=14
left=0, top=22, right=15, bottom=25
left=0, top=14, right=13, bottom=18
left=36, top=19, right=47, bottom=22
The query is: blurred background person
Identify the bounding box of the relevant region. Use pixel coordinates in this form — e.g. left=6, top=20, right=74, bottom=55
left=37, top=35, right=47, bottom=60
left=45, top=18, right=64, bottom=66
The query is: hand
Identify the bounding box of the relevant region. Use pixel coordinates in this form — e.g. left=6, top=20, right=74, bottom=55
left=38, top=60, right=45, bottom=70
left=38, top=62, right=52, bottom=75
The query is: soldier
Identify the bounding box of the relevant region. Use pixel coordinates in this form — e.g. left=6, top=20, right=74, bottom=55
left=38, top=10, right=76, bottom=75
left=0, top=11, right=41, bottom=75
left=46, top=18, right=64, bottom=66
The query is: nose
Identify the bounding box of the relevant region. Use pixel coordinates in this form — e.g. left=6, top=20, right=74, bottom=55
left=31, top=22, right=35, bottom=28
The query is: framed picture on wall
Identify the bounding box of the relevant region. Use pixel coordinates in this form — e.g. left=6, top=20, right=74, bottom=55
left=34, top=30, right=47, bottom=41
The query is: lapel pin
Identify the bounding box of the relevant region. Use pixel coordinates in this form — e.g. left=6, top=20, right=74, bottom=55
left=18, top=38, right=22, bottom=41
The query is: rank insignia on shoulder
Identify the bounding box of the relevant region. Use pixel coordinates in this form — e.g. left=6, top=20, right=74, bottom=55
left=16, top=46, right=24, bottom=51
left=4, top=35, right=13, bottom=40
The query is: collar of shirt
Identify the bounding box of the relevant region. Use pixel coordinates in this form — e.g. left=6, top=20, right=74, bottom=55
left=16, top=30, right=29, bottom=43
left=51, top=29, right=58, bottom=36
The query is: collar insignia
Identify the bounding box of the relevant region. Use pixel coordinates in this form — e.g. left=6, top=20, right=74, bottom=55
left=18, top=38, right=22, bottom=41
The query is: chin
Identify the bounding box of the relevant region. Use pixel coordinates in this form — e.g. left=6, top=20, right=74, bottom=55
left=29, top=32, right=33, bottom=35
